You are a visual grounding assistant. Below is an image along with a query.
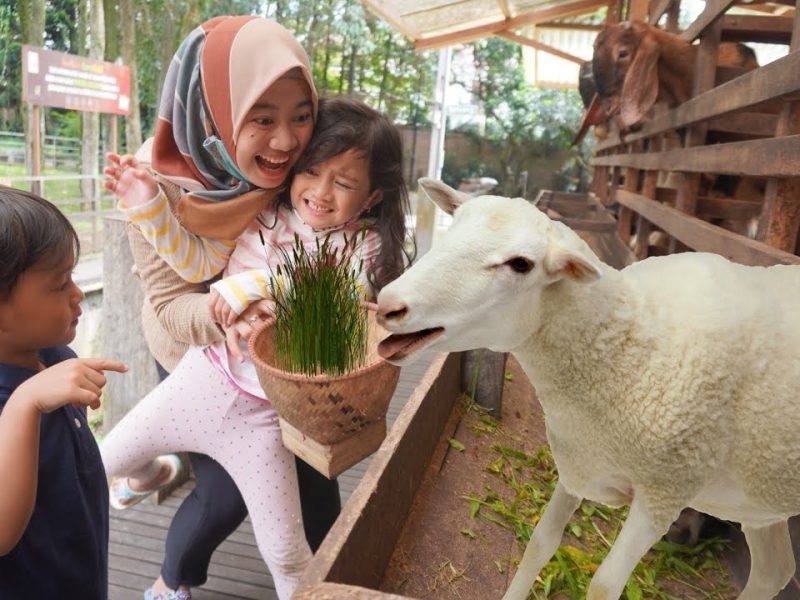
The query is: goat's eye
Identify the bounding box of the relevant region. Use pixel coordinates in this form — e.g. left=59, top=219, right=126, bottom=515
left=618, top=49, right=631, bottom=60
left=505, top=257, right=535, bottom=274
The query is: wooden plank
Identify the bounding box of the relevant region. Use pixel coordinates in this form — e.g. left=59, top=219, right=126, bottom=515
left=648, top=0, right=673, bottom=24
left=720, top=14, right=794, bottom=44
left=414, top=0, right=606, bottom=50
left=616, top=190, right=800, bottom=266
left=707, top=111, right=778, bottom=138
left=696, top=197, right=762, bottom=221
left=681, top=0, right=737, bottom=42
left=755, top=7, right=800, bottom=252
left=592, top=134, right=800, bottom=177
left=675, top=16, right=722, bottom=219
left=497, top=30, right=586, bottom=64
left=296, top=582, right=410, bottom=599
left=629, top=0, right=649, bottom=21
left=595, top=45, right=800, bottom=151
left=553, top=217, right=617, bottom=232
left=497, top=0, right=511, bottom=18
left=300, top=353, right=460, bottom=590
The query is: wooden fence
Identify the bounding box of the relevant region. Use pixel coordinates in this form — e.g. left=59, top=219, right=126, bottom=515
left=591, top=0, right=800, bottom=268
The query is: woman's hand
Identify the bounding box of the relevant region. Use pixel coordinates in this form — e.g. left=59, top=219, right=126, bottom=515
left=221, top=300, right=274, bottom=362
left=104, top=152, right=159, bottom=207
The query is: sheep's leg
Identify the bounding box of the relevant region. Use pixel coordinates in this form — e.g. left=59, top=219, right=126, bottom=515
left=737, top=520, right=795, bottom=600
left=502, top=482, right=582, bottom=600
left=585, top=495, right=662, bottom=600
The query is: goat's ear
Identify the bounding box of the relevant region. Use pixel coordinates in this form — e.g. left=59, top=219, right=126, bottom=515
left=619, top=33, right=660, bottom=127
left=417, top=178, right=470, bottom=215
left=545, top=246, right=602, bottom=283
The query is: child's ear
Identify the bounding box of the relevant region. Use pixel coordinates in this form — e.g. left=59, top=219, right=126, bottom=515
left=366, top=188, right=383, bottom=209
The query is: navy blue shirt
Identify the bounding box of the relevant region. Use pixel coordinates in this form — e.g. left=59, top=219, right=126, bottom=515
left=0, top=346, right=108, bottom=599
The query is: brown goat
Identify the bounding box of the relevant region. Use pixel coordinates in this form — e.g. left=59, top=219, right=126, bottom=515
left=592, top=20, right=758, bottom=130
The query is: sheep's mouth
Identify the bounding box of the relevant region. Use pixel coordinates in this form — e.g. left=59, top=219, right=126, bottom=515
left=378, top=327, right=444, bottom=364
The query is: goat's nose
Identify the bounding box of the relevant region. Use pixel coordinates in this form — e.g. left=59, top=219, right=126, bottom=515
left=377, top=301, right=408, bottom=324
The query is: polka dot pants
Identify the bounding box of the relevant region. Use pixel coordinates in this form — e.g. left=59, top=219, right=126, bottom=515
left=100, top=347, right=311, bottom=599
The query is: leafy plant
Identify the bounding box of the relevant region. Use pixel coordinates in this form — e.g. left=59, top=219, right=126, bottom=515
left=265, top=229, right=369, bottom=377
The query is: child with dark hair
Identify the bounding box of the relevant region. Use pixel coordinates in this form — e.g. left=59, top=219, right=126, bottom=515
left=0, top=186, right=127, bottom=598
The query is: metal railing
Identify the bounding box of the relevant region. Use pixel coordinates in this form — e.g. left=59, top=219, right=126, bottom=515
left=0, top=173, right=116, bottom=257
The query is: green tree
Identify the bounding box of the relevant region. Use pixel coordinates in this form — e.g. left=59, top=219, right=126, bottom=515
left=452, top=37, right=585, bottom=195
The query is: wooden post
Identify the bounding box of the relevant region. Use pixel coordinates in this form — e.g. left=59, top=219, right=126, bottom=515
left=29, top=103, right=42, bottom=197
left=670, top=16, right=722, bottom=253
left=634, top=137, right=659, bottom=259
left=607, top=0, right=622, bottom=24
left=109, top=114, right=118, bottom=155
left=101, top=215, right=160, bottom=433
left=629, top=0, right=649, bottom=22
left=593, top=165, right=610, bottom=206
left=666, top=0, right=680, bottom=32
left=461, top=349, right=508, bottom=417
left=756, top=8, right=800, bottom=253
left=618, top=143, right=641, bottom=244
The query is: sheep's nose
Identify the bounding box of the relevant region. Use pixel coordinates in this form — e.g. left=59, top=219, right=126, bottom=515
left=377, top=301, right=408, bottom=324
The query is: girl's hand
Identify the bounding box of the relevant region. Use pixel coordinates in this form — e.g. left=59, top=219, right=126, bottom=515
left=222, top=300, right=274, bottom=362
left=104, top=152, right=159, bottom=207
left=208, top=289, right=237, bottom=327
left=11, top=358, right=128, bottom=413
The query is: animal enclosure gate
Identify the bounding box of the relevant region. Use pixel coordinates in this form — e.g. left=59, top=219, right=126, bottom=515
left=591, top=0, right=800, bottom=269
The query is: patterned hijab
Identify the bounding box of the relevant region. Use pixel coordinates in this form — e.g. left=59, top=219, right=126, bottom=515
left=151, top=16, right=317, bottom=239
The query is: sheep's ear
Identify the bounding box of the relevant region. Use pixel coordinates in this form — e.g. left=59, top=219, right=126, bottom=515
left=545, top=246, right=602, bottom=283
left=417, top=178, right=470, bottom=215
left=619, top=32, right=660, bottom=127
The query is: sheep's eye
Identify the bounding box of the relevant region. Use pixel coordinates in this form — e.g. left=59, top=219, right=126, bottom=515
left=505, top=257, right=535, bottom=274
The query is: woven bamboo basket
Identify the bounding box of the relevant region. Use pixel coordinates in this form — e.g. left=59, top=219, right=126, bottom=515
left=249, top=304, right=401, bottom=477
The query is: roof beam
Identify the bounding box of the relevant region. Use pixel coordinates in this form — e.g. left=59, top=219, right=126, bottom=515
left=497, top=30, right=587, bottom=63
left=414, top=0, right=606, bottom=50
left=497, top=0, right=512, bottom=19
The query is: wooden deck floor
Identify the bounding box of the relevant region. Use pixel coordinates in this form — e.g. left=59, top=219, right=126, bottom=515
left=108, top=356, right=434, bottom=600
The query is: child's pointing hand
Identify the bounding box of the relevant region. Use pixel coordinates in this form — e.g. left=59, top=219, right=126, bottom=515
left=11, top=358, right=128, bottom=413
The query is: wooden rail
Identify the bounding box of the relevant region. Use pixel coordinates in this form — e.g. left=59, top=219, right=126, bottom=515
left=616, top=191, right=800, bottom=266
left=593, top=135, right=800, bottom=177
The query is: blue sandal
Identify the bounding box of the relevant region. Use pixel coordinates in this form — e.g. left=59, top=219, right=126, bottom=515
left=144, top=589, right=192, bottom=600
left=110, top=454, right=182, bottom=510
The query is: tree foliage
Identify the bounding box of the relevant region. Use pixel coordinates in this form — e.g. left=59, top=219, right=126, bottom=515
left=1, top=0, right=586, bottom=194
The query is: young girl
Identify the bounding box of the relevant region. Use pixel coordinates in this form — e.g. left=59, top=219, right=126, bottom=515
left=0, top=187, right=127, bottom=598
left=102, top=96, right=412, bottom=599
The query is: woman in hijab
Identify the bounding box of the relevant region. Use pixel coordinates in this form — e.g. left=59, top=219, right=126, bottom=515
left=102, top=16, right=340, bottom=600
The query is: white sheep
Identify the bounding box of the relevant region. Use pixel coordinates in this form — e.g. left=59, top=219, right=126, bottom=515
left=376, top=178, right=800, bottom=600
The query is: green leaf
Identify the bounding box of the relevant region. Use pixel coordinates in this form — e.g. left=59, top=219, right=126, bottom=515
left=460, top=528, right=476, bottom=539
left=448, top=438, right=465, bottom=452
left=569, top=523, right=582, bottom=538
left=493, top=559, right=505, bottom=574
left=625, top=579, right=643, bottom=600
left=469, top=497, right=480, bottom=519
left=503, top=371, right=514, bottom=381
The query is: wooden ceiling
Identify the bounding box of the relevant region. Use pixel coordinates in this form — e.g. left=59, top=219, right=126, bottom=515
left=361, top=0, right=610, bottom=50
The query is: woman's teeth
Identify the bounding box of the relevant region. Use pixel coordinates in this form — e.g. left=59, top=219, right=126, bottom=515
left=256, top=155, right=288, bottom=171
